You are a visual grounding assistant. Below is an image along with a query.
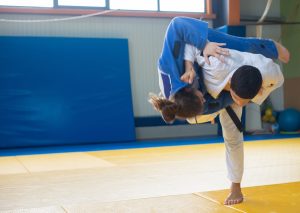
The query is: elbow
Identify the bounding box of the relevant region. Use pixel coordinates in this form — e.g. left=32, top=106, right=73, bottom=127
left=271, top=63, right=285, bottom=88
left=279, top=76, right=284, bottom=88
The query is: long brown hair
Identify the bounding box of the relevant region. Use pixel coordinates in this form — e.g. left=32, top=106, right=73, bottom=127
left=149, top=87, right=204, bottom=124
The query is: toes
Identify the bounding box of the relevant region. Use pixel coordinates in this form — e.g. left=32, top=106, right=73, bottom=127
left=225, top=199, right=233, bottom=205
left=224, top=199, right=229, bottom=205
left=224, top=198, right=243, bottom=205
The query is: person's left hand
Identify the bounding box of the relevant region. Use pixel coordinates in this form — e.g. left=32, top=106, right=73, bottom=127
left=203, top=42, right=230, bottom=65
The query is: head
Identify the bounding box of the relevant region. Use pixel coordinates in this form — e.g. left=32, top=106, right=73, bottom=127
left=230, top=65, right=263, bottom=107
left=149, top=87, right=204, bottom=124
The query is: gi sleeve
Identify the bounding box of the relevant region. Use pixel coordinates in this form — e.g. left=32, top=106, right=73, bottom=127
left=242, top=53, right=284, bottom=105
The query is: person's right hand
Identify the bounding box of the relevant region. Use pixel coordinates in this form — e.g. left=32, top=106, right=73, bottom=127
left=181, top=69, right=196, bottom=84
left=181, top=60, right=196, bottom=84
left=203, top=42, right=230, bottom=65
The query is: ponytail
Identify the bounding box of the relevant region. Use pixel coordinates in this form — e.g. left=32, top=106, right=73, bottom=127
left=149, top=94, right=179, bottom=123
left=149, top=87, right=204, bottom=124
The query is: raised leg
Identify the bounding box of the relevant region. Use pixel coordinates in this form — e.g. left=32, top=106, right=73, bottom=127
left=207, top=28, right=278, bottom=59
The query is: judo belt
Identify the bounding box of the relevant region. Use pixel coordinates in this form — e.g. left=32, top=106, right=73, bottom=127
left=225, top=106, right=244, bottom=132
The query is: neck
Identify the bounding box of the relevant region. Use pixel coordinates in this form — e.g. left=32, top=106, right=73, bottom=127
left=224, top=82, right=231, bottom=91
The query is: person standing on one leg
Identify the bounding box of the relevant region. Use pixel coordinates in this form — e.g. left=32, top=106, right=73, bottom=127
left=150, top=17, right=289, bottom=205
left=178, top=18, right=288, bottom=205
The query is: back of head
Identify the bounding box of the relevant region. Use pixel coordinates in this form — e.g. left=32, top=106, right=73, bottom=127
left=231, top=65, right=263, bottom=99
left=149, top=87, right=203, bottom=124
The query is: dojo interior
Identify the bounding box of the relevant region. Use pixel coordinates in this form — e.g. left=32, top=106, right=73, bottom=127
left=0, top=0, right=300, bottom=212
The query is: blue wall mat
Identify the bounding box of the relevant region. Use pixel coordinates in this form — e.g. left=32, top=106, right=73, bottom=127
left=0, top=36, right=135, bottom=148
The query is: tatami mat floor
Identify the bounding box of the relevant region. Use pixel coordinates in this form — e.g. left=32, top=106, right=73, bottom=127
left=0, top=138, right=299, bottom=212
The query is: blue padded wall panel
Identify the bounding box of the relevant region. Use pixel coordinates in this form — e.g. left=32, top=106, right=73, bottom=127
left=0, top=36, right=135, bottom=148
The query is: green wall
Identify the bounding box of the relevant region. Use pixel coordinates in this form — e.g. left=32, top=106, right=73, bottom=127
left=281, top=0, right=300, bottom=78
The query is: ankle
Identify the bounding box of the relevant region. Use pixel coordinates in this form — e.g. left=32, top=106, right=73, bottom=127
left=231, top=182, right=241, bottom=192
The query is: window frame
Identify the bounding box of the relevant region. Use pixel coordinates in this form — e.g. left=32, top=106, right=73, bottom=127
left=0, top=0, right=215, bottom=19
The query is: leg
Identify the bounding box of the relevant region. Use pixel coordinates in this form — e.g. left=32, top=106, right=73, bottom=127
left=158, top=17, right=210, bottom=97
left=161, top=17, right=209, bottom=55
left=207, top=28, right=279, bottom=59
left=219, top=103, right=244, bottom=205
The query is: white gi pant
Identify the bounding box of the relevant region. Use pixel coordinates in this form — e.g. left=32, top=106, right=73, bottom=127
left=219, top=103, right=244, bottom=183
left=187, top=103, right=244, bottom=183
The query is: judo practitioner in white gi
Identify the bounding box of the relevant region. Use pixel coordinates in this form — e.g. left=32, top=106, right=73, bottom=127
left=149, top=17, right=289, bottom=205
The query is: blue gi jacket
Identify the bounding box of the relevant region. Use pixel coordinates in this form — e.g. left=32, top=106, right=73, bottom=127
left=158, top=17, right=234, bottom=115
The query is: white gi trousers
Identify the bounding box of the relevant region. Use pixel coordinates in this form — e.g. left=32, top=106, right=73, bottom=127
left=219, top=103, right=244, bottom=183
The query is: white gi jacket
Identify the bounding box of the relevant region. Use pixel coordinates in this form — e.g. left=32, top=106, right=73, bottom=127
left=184, top=44, right=284, bottom=105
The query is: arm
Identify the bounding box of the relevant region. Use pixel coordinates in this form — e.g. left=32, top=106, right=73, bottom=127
left=181, top=43, right=230, bottom=84
left=180, top=44, right=198, bottom=84
left=251, top=56, right=284, bottom=105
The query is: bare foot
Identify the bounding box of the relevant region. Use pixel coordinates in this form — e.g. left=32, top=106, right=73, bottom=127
left=274, top=41, right=290, bottom=63
left=224, top=182, right=244, bottom=205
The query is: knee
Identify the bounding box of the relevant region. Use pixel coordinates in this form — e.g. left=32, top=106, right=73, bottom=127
left=226, top=139, right=243, bottom=149
left=224, top=136, right=243, bottom=151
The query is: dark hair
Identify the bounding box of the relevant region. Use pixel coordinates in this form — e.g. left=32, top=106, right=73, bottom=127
left=149, top=87, right=204, bottom=124
left=231, top=65, right=263, bottom=99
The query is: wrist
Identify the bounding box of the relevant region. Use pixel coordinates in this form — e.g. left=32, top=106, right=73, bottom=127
left=185, top=60, right=194, bottom=69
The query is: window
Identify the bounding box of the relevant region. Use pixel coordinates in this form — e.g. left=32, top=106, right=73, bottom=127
left=110, top=0, right=157, bottom=11
left=160, top=0, right=205, bottom=13
left=0, top=0, right=213, bottom=19
left=0, top=0, right=205, bottom=13
left=0, top=0, right=53, bottom=7
left=58, top=0, right=106, bottom=7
